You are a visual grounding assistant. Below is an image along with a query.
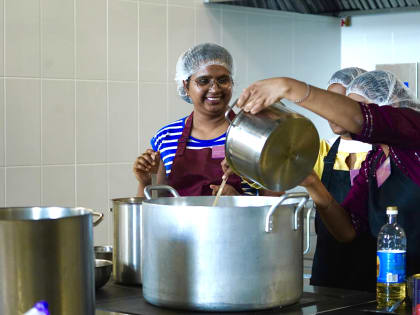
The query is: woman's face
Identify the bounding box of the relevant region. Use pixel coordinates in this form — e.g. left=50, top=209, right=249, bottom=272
left=183, top=64, right=233, bottom=116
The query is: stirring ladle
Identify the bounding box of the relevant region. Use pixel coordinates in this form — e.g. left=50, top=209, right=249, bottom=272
left=212, top=176, right=228, bottom=207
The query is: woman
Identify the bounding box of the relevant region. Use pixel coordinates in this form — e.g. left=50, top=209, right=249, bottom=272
left=235, top=70, right=420, bottom=279
left=133, top=43, right=276, bottom=197
left=311, top=67, right=377, bottom=292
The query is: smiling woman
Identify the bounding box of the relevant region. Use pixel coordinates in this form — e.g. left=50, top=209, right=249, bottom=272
left=133, top=43, right=277, bottom=197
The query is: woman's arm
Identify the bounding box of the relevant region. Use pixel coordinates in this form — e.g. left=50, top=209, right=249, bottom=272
left=301, top=171, right=357, bottom=242
left=237, top=77, right=365, bottom=135
left=352, top=103, right=420, bottom=148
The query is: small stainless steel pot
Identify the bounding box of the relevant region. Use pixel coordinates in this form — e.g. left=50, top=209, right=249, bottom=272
left=225, top=101, right=319, bottom=191
left=0, top=207, right=100, bottom=315
left=112, top=197, right=144, bottom=285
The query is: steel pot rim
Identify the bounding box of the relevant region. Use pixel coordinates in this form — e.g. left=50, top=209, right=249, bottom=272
left=112, top=197, right=145, bottom=204
left=0, top=206, right=100, bottom=221
left=142, top=195, right=303, bottom=207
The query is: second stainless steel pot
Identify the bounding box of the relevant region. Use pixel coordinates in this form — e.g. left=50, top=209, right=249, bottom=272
left=142, top=185, right=311, bottom=311
left=112, top=197, right=143, bottom=285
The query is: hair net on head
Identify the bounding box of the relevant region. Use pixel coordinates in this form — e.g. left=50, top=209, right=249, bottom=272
left=346, top=70, right=420, bottom=111
left=175, top=43, right=234, bottom=104
left=328, top=67, right=366, bottom=89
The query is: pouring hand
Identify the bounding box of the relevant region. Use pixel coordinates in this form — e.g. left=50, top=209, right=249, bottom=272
left=133, top=149, right=161, bottom=185
left=236, top=78, right=288, bottom=114
left=210, top=183, right=240, bottom=196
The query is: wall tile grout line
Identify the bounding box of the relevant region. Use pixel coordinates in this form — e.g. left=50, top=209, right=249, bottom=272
left=40, top=0, right=44, bottom=205
left=165, top=0, right=169, bottom=127
left=137, top=1, right=140, bottom=156
left=2, top=0, right=5, bottom=206
left=106, top=0, right=111, bottom=243
left=74, top=0, right=78, bottom=207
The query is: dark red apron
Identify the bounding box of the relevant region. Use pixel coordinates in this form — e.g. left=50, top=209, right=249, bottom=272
left=167, top=112, right=243, bottom=196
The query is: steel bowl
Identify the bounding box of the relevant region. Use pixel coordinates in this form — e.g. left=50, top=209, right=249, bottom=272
left=94, top=245, right=113, bottom=261
left=95, top=259, right=112, bottom=289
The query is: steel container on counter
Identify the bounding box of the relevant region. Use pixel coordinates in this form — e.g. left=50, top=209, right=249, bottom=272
left=112, top=197, right=144, bottom=285
left=225, top=101, right=319, bottom=191
left=0, top=207, right=103, bottom=315
left=142, top=185, right=312, bottom=311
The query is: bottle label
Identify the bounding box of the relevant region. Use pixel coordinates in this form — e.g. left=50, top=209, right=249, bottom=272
left=377, top=250, right=406, bottom=283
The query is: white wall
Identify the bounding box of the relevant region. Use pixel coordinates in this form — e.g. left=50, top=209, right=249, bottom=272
left=342, top=11, right=420, bottom=70
left=0, top=0, right=340, bottom=245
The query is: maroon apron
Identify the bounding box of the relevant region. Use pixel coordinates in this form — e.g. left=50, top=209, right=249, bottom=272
left=167, top=112, right=244, bottom=196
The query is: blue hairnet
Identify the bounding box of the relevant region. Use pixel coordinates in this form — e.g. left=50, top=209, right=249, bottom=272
left=347, top=70, right=420, bottom=111
left=175, top=43, right=234, bottom=104
left=328, top=67, right=366, bottom=88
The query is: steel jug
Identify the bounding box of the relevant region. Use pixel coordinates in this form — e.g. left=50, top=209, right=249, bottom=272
left=225, top=101, right=319, bottom=191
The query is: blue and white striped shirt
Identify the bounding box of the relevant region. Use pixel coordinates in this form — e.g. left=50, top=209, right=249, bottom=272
left=150, top=116, right=258, bottom=195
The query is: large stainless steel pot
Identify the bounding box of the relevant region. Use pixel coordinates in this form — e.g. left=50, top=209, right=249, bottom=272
left=142, top=185, right=312, bottom=311
left=0, top=207, right=99, bottom=315
left=112, top=197, right=143, bottom=285
left=225, top=101, right=319, bottom=191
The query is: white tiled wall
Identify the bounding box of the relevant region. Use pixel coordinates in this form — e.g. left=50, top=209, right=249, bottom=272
left=0, top=0, right=340, bottom=245
left=341, top=11, right=420, bottom=70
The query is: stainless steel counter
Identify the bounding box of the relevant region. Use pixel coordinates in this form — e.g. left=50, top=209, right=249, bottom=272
left=95, top=280, right=412, bottom=314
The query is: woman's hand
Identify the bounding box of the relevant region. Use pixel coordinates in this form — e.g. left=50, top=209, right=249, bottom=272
left=210, top=183, right=240, bottom=196
left=236, top=78, right=288, bottom=114
left=299, top=170, right=321, bottom=188
left=133, top=149, right=161, bottom=185
left=221, top=158, right=234, bottom=178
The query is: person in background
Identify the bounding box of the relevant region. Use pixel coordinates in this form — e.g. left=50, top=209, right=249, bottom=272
left=234, top=70, right=420, bottom=281
left=311, top=67, right=377, bottom=292
left=133, top=43, right=279, bottom=197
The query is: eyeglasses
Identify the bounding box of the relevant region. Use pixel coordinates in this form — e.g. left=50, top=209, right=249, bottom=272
left=190, top=76, right=233, bottom=89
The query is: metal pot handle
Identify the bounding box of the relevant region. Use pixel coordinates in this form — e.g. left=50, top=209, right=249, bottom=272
left=303, top=203, right=314, bottom=255
left=224, top=99, right=242, bottom=126
left=92, top=211, right=104, bottom=227
left=144, top=185, right=180, bottom=200
left=265, top=192, right=309, bottom=233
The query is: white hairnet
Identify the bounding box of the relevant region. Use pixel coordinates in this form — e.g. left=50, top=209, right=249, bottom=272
left=346, top=70, right=420, bottom=111
left=328, top=67, right=366, bottom=88
left=175, top=43, right=234, bottom=104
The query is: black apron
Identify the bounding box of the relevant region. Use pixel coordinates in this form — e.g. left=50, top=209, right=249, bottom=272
left=310, top=138, right=377, bottom=292
left=368, top=151, right=420, bottom=277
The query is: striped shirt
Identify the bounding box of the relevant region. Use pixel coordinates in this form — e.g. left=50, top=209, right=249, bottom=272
left=150, top=116, right=258, bottom=195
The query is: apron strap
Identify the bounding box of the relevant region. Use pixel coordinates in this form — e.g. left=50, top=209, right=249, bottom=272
left=321, top=137, right=341, bottom=189
left=176, top=112, right=194, bottom=157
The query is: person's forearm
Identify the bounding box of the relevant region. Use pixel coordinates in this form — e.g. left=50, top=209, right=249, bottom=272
left=304, top=177, right=357, bottom=242
left=280, top=78, right=365, bottom=134
left=136, top=180, right=151, bottom=197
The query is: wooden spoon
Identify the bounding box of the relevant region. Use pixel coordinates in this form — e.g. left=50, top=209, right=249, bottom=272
left=212, top=176, right=228, bottom=207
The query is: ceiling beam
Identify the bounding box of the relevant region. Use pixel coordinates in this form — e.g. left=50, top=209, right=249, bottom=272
left=336, top=4, right=420, bottom=15
left=204, top=0, right=238, bottom=3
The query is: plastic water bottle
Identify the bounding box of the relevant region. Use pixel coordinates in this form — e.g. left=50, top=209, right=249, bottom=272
left=24, top=301, right=50, bottom=315
left=376, top=206, right=406, bottom=309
